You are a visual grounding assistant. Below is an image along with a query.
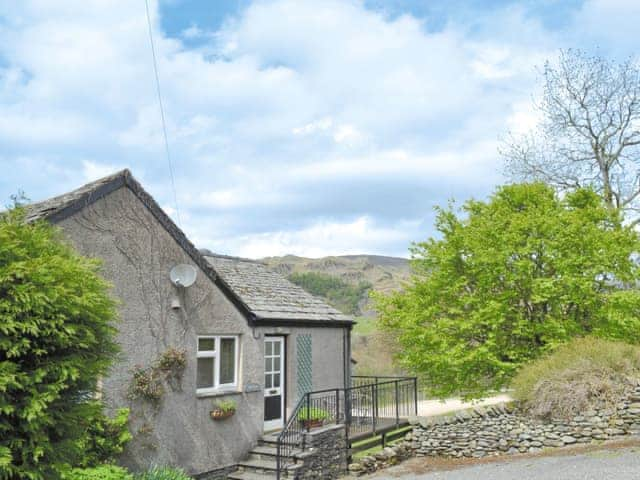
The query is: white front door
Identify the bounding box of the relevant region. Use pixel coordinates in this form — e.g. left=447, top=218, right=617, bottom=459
left=264, top=336, right=285, bottom=431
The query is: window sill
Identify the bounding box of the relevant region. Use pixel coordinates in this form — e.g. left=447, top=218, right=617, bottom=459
left=196, top=389, right=242, bottom=399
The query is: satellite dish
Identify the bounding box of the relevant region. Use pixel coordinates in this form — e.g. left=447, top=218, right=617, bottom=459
left=170, top=264, right=197, bottom=288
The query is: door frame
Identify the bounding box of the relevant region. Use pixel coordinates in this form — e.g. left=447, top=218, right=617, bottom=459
left=263, top=335, right=286, bottom=431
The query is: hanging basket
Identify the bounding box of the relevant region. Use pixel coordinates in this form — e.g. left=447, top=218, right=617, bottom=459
left=210, top=409, right=235, bottom=420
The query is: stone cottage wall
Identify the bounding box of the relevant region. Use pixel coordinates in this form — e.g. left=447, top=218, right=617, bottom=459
left=407, top=385, right=640, bottom=459
left=293, top=424, right=348, bottom=479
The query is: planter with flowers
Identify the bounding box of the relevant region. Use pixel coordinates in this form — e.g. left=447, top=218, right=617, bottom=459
left=298, top=406, right=330, bottom=429
left=210, top=400, right=236, bottom=420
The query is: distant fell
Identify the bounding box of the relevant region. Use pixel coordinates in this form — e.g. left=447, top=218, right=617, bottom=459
left=261, top=254, right=411, bottom=316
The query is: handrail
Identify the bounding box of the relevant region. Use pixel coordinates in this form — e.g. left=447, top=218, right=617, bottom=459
left=276, top=393, right=308, bottom=480
left=275, top=375, right=417, bottom=479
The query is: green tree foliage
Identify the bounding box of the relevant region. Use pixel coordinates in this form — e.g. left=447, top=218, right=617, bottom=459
left=65, top=465, right=132, bottom=480
left=374, top=183, right=640, bottom=398
left=288, top=272, right=371, bottom=315
left=0, top=208, right=120, bottom=479
left=77, top=408, right=132, bottom=468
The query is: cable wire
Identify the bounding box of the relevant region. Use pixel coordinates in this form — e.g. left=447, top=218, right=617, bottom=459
left=144, top=0, right=182, bottom=227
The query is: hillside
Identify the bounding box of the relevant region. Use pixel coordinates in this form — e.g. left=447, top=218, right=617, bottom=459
left=261, top=254, right=410, bottom=316
left=261, top=254, right=411, bottom=376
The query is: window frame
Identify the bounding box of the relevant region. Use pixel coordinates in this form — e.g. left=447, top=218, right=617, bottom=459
left=196, top=335, right=239, bottom=394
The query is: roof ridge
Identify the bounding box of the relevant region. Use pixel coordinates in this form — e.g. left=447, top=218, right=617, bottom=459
left=24, top=169, right=258, bottom=326
left=199, top=249, right=262, bottom=264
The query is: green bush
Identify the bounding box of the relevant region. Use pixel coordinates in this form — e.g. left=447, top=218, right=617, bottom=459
left=65, top=465, right=132, bottom=480
left=511, top=336, right=640, bottom=419
left=0, top=208, right=120, bottom=479
left=77, top=408, right=132, bottom=467
left=135, top=466, right=192, bottom=480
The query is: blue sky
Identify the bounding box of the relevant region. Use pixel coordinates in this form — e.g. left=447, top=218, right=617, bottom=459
left=0, top=1, right=638, bottom=258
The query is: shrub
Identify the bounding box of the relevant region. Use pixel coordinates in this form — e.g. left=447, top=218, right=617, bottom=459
left=65, top=465, right=132, bottom=480
left=511, top=336, right=640, bottom=419
left=77, top=408, right=132, bottom=467
left=135, top=466, right=192, bottom=480
left=0, top=208, right=119, bottom=479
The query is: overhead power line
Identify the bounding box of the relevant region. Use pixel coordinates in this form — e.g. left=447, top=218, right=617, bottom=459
left=144, top=0, right=182, bottom=227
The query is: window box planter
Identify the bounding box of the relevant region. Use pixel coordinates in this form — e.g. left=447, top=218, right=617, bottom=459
left=210, top=409, right=234, bottom=420
left=210, top=399, right=236, bottom=420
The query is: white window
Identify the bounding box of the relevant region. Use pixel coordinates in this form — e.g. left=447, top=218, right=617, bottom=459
left=196, top=336, right=239, bottom=394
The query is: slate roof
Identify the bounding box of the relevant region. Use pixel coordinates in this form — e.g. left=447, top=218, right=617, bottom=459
left=203, top=252, right=354, bottom=324
left=25, top=169, right=130, bottom=223
left=24, top=169, right=353, bottom=327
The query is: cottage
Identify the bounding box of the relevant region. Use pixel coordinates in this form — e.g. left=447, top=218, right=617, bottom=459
left=26, top=169, right=354, bottom=477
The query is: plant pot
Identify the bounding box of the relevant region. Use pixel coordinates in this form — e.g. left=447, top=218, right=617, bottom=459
left=300, top=419, right=324, bottom=429
left=210, top=409, right=235, bottom=420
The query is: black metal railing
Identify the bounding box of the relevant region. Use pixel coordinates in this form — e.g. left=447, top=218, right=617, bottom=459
left=275, top=395, right=307, bottom=479
left=276, top=376, right=417, bottom=479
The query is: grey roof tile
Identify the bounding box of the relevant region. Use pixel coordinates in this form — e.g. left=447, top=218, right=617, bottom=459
left=203, top=254, right=353, bottom=324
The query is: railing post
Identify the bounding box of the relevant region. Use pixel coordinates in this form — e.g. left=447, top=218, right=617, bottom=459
left=335, top=388, right=340, bottom=424
left=413, top=377, right=418, bottom=415
left=395, top=379, right=400, bottom=428
left=276, top=439, right=281, bottom=480
left=371, top=383, right=377, bottom=434
left=306, top=393, right=311, bottom=432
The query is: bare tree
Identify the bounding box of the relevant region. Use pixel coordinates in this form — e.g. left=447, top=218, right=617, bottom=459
left=502, top=49, right=640, bottom=224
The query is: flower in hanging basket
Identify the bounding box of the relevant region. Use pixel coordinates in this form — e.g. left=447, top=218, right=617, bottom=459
left=210, top=399, right=236, bottom=420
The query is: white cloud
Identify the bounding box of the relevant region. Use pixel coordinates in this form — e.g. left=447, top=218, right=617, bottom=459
left=81, top=160, right=126, bottom=182
left=228, top=216, right=418, bottom=258
left=0, top=0, right=637, bottom=257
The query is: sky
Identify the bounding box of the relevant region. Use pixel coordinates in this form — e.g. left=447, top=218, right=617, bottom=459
left=0, top=1, right=638, bottom=258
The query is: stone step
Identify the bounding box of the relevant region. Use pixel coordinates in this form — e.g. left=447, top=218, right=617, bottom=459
left=236, top=457, right=278, bottom=474
left=227, top=470, right=276, bottom=480
left=259, top=434, right=303, bottom=448
left=250, top=444, right=303, bottom=459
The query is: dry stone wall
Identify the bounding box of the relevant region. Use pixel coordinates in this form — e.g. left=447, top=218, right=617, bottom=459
left=407, top=385, right=640, bottom=459
left=348, top=384, right=640, bottom=476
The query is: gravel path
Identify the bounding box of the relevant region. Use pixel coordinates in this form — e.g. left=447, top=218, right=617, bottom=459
left=369, top=444, right=640, bottom=479
left=417, top=394, right=512, bottom=417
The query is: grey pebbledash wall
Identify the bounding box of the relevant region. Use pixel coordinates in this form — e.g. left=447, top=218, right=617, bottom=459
left=57, top=185, right=351, bottom=476
left=293, top=424, right=348, bottom=480
left=406, top=384, right=640, bottom=459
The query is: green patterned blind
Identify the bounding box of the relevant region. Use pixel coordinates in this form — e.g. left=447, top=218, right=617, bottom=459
left=296, top=334, right=312, bottom=400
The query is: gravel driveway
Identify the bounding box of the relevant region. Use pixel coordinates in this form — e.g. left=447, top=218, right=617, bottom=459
left=417, top=394, right=512, bottom=417
left=368, top=444, right=640, bottom=480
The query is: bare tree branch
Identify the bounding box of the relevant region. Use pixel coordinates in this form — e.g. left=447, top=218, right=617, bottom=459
left=503, top=49, right=640, bottom=221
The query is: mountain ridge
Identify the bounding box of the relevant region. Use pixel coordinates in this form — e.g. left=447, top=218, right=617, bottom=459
left=261, top=253, right=411, bottom=316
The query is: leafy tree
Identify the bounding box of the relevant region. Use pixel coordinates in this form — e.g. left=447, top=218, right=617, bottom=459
left=374, top=183, right=640, bottom=398
left=0, top=208, right=120, bottom=479
left=502, top=50, right=640, bottom=224
left=288, top=272, right=371, bottom=315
